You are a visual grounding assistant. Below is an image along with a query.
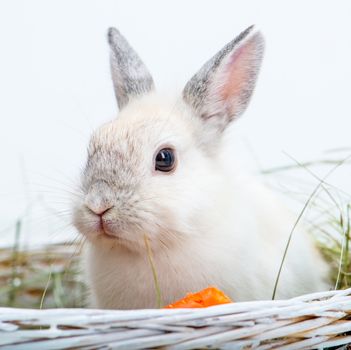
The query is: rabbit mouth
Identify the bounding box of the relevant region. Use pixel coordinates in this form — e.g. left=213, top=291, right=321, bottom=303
left=73, top=201, right=165, bottom=251
left=100, top=219, right=124, bottom=238
left=99, top=222, right=117, bottom=239
left=93, top=216, right=144, bottom=243
left=78, top=219, right=138, bottom=248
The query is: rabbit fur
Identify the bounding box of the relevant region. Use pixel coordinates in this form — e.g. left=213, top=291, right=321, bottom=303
left=73, top=26, right=330, bottom=309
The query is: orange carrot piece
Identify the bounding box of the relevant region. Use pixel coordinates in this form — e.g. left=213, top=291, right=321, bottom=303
left=164, top=287, right=232, bottom=309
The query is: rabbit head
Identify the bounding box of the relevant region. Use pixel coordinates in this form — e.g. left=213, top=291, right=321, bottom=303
left=73, top=26, right=264, bottom=252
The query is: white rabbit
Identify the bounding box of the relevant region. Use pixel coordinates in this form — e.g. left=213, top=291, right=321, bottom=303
left=73, top=26, right=330, bottom=309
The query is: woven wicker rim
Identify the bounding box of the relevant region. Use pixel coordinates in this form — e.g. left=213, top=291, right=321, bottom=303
left=1, top=288, right=351, bottom=349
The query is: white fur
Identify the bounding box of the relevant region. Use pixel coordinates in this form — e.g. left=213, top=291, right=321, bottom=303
left=74, top=93, right=330, bottom=309
left=74, top=27, right=330, bottom=309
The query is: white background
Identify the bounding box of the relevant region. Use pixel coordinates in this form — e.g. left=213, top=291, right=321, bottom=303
left=1, top=0, right=351, bottom=247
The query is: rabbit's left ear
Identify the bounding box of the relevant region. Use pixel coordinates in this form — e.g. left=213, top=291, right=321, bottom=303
left=183, top=26, right=264, bottom=134
left=108, top=28, right=155, bottom=110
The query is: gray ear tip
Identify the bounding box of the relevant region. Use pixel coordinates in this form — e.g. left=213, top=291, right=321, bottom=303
left=107, top=27, right=120, bottom=45
left=242, top=25, right=265, bottom=52
left=250, top=30, right=266, bottom=55
left=240, top=24, right=262, bottom=41
left=248, top=25, right=264, bottom=40
left=241, top=24, right=255, bottom=37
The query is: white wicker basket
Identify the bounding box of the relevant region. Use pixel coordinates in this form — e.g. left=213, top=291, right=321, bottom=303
left=1, top=288, right=351, bottom=349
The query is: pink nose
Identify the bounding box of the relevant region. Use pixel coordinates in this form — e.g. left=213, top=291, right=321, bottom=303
left=86, top=204, right=113, bottom=217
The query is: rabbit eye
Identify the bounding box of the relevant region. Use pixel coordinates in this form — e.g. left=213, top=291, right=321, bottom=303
left=155, top=148, right=175, bottom=172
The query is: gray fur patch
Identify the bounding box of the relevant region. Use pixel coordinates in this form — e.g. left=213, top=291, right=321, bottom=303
left=108, top=28, right=155, bottom=109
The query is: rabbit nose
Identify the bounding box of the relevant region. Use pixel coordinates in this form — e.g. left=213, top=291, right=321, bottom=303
left=91, top=206, right=112, bottom=217
left=85, top=181, right=114, bottom=216
left=85, top=200, right=113, bottom=217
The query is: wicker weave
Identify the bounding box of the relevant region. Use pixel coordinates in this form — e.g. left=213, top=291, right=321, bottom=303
left=1, top=288, right=351, bottom=349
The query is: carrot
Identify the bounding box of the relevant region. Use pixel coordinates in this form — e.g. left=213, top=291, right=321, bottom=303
left=164, top=287, right=232, bottom=309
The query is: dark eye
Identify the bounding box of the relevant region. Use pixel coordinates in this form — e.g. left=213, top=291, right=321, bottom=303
left=155, top=148, right=176, bottom=172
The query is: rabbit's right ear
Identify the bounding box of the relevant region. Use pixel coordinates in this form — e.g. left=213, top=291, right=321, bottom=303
left=183, top=26, right=264, bottom=141
left=108, top=28, right=155, bottom=110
